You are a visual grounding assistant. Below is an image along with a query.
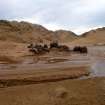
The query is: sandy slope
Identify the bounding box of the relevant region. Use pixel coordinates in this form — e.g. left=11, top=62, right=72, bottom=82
left=0, top=20, right=77, bottom=43
left=0, top=40, right=29, bottom=64
left=71, top=28, right=105, bottom=45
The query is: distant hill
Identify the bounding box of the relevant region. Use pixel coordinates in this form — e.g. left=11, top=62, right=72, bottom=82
left=0, top=20, right=77, bottom=43
left=71, top=27, right=105, bottom=45
left=55, top=30, right=78, bottom=43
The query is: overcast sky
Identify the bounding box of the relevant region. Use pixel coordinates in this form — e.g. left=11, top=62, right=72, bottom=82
left=0, top=0, right=105, bottom=34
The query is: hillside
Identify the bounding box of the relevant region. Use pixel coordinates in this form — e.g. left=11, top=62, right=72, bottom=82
left=55, top=30, right=78, bottom=43
left=71, top=27, right=105, bottom=45
left=0, top=20, right=77, bottom=43
left=1, top=20, right=105, bottom=45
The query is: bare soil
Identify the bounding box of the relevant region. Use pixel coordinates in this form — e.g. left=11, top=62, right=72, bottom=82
left=0, top=77, right=105, bottom=105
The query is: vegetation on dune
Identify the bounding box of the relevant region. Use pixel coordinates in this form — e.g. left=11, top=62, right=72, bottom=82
left=73, top=46, right=88, bottom=53
left=27, top=41, right=70, bottom=55
left=27, top=41, right=88, bottom=55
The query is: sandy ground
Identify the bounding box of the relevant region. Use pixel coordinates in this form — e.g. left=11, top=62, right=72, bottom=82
left=0, top=77, right=105, bottom=105
left=0, top=41, right=105, bottom=105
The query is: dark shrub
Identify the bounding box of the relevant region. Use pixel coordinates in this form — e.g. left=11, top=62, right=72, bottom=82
left=27, top=43, right=34, bottom=48
left=73, top=46, right=81, bottom=52
left=44, top=44, right=48, bottom=49
left=80, top=46, right=88, bottom=53
left=28, top=43, right=50, bottom=54
left=29, top=47, right=38, bottom=54
left=50, top=41, right=59, bottom=49
left=59, top=45, right=70, bottom=52
left=73, top=46, right=88, bottom=54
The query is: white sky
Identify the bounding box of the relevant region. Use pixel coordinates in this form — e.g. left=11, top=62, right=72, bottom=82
left=0, top=0, right=105, bottom=34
